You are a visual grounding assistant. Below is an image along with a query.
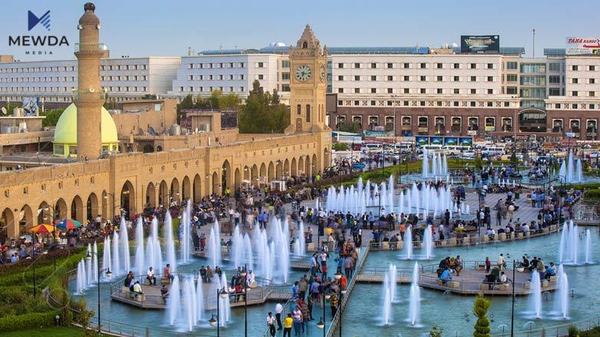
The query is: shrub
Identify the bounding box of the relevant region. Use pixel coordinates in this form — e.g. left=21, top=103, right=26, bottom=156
left=0, top=311, right=58, bottom=332
left=568, top=325, right=579, bottom=337
left=473, top=295, right=491, bottom=337
left=332, top=143, right=349, bottom=151
left=584, top=189, right=600, bottom=200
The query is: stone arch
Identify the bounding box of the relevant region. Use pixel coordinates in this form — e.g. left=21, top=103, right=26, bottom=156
left=121, top=180, right=135, bottom=219
left=193, top=174, right=202, bottom=203
left=284, top=159, right=290, bottom=178
left=146, top=182, right=156, bottom=208
left=159, top=180, right=168, bottom=206
left=304, top=155, right=311, bottom=177
left=268, top=162, right=275, bottom=181
left=259, top=163, right=267, bottom=180
left=251, top=164, right=259, bottom=186
left=312, top=153, right=318, bottom=175
left=291, top=157, right=297, bottom=177
left=1, top=208, right=14, bottom=241
left=212, top=171, right=219, bottom=195
left=55, top=198, right=68, bottom=220
left=71, top=195, right=84, bottom=222
left=234, top=168, right=241, bottom=191
left=298, top=156, right=305, bottom=175
left=37, top=201, right=51, bottom=224
left=243, top=166, right=250, bottom=180
left=87, top=193, right=99, bottom=223
left=18, top=205, right=33, bottom=236
left=182, top=176, right=191, bottom=201
left=170, top=178, right=180, bottom=203
left=221, top=160, right=232, bottom=194
left=275, top=160, right=283, bottom=179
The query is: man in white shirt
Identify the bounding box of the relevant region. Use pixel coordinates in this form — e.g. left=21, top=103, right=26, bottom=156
left=267, top=312, right=276, bottom=337
left=275, top=303, right=283, bottom=330
left=146, top=266, right=156, bottom=285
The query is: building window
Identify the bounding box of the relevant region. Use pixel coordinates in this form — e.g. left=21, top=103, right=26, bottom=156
left=354, top=75, right=360, bottom=81
left=420, top=101, right=426, bottom=106
left=437, top=76, right=443, bottom=81
left=404, top=88, right=409, bottom=94
left=549, top=63, right=561, bottom=72
left=549, top=88, right=561, bottom=96
left=507, top=87, right=517, bottom=95
left=306, top=105, right=311, bottom=122
left=436, top=63, right=443, bottom=69
left=590, top=78, right=596, bottom=84
left=453, top=88, right=459, bottom=94
left=470, top=63, right=476, bottom=69
left=507, top=74, right=518, bottom=82
left=387, top=76, right=393, bottom=81
left=371, top=88, right=377, bottom=93
left=404, top=76, right=410, bottom=81
left=403, top=101, right=409, bottom=106
left=470, top=101, right=476, bottom=107
left=453, top=76, right=459, bottom=82
left=572, top=91, right=578, bottom=96
left=258, top=74, right=264, bottom=80
left=453, top=101, right=459, bottom=107
left=506, top=62, right=517, bottom=70
left=591, top=91, right=596, bottom=97
left=387, top=88, right=393, bottom=94
left=338, top=75, right=343, bottom=81
left=371, top=75, right=377, bottom=81
left=572, top=78, right=578, bottom=84
left=470, top=76, right=476, bottom=82
left=420, top=63, right=426, bottom=69
left=387, top=63, right=393, bottom=69
left=487, top=76, right=493, bottom=82
left=420, top=88, right=426, bottom=94
left=572, top=65, right=578, bottom=71
left=420, top=75, right=426, bottom=81
left=470, top=89, right=476, bottom=94
left=549, top=75, right=560, bottom=84
left=257, top=62, right=264, bottom=68
left=338, top=63, right=344, bottom=69
left=437, top=88, right=442, bottom=94
left=338, top=88, right=344, bottom=93
left=354, top=63, right=360, bottom=69
left=370, top=100, right=376, bottom=106
left=453, top=63, right=459, bottom=69
left=403, top=63, right=409, bottom=69
left=354, top=88, right=360, bottom=94
left=487, top=89, right=493, bottom=94
left=297, top=104, right=301, bottom=115
left=487, top=63, right=493, bottom=69
left=371, top=62, right=377, bottom=69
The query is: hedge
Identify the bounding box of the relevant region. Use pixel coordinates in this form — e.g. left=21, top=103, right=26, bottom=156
left=584, top=189, right=600, bottom=200
left=0, top=311, right=58, bottom=332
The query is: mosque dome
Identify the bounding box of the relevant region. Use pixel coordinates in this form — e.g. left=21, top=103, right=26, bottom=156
left=52, top=103, right=118, bottom=157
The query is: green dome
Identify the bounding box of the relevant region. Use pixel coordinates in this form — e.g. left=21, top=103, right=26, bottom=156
left=53, top=103, right=119, bottom=156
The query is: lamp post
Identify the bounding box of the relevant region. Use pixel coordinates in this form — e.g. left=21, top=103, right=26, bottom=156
left=86, top=250, right=112, bottom=333
left=510, top=260, right=516, bottom=337
left=318, top=293, right=329, bottom=337
left=210, top=288, right=228, bottom=337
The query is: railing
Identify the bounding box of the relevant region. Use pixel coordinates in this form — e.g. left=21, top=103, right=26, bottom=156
left=491, top=316, right=600, bottom=337
left=86, top=317, right=215, bottom=337
left=325, top=245, right=370, bottom=337
left=74, top=42, right=109, bottom=53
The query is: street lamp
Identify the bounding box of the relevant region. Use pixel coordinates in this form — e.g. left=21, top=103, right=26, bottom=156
left=241, top=265, right=248, bottom=337
left=317, top=293, right=327, bottom=337
left=86, top=250, right=112, bottom=333
left=210, top=288, right=229, bottom=336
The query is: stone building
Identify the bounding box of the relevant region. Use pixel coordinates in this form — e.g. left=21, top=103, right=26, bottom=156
left=0, top=4, right=331, bottom=241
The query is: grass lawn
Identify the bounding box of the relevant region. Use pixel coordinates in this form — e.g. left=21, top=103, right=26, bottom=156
left=0, top=326, right=103, bottom=337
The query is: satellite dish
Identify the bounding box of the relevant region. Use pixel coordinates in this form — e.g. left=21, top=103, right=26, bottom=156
left=451, top=42, right=459, bottom=48
left=0, top=107, right=6, bottom=115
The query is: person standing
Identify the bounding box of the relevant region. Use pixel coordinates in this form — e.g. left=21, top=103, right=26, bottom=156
left=275, top=302, right=283, bottom=330
left=283, top=313, right=293, bottom=337
left=266, top=312, right=276, bottom=337
left=292, top=306, right=303, bottom=337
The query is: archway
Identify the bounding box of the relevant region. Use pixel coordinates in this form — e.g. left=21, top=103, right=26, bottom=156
left=519, top=108, right=547, bottom=133
left=275, top=160, right=283, bottom=179
left=268, top=162, right=275, bottom=181
left=243, top=166, right=250, bottom=181
left=159, top=180, right=168, bottom=207
left=37, top=201, right=51, bottom=224
left=121, top=180, right=135, bottom=219
left=193, top=174, right=202, bottom=202
left=142, top=144, right=154, bottom=153
left=298, top=157, right=305, bottom=175
left=18, top=205, right=33, bottom=236
left=221, top=160, right=232, bottom=194
left=212, top=172, right=219, bottom=195
left=1, top=208, right=14, bottom=241
left=324, top=148, right=331, bottom=168
left=259, top=163, right=267, bottom=182
left=55, top=198, right=68, bottom=220
left=291, top=158, right=297, bottom=177
left=234, top=168, right=241, bottom=191
left=251, top=165, right=259, bottom=186
left=284, top=159, right=290, bottom=178
left=87, top=193, right=99, bottom=223
left=71, top=195, right=84, bottom=221
left=146, top=182, right=157, bottom=208
left=170, top=178, right=180, bottom=203
left=182, top=176, right=191, bottom=202
left=312, top=154, right=318, bottom=176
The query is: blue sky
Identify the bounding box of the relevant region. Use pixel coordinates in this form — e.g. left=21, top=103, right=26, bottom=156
left=1, top=0, right=599, bottom=61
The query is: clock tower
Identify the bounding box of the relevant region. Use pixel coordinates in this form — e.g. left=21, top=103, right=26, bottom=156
left=286, top=25, right=328, bottom=134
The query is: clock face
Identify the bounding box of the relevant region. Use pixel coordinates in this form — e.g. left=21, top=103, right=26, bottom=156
left=295, top=65, right=312, bottom=81
left=319, top=64, right=326, bottom=82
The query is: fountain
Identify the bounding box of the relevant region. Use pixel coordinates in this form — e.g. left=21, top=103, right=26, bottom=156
left=207, top=221, right=222, bottom=268
left=112, top=231, right=121, bottom=275
left=253, top=226, right=273, bottom=282
left=403, top=225, right=413, bottom=259
left=92, top=241, right=99, bottom=283
left=134, top=217, right=146, bottom=278
left=296, top=221, right=306, bottom=256
left=145, top=217, right=163, bottom=274
left=102, top=236, right=112, bottom=279
left=408, top=262, right=421, bottom=327
left=167, top=275, right=181, bottom=326
left=164, top=211, right=177, bottom=272
left=196, top=276, right=205, bottom=322
left=382, top=271, right=392, bottom=326
left=182, top=277, right=197, bottom=331
left=559, top=220, right=587, bottom=265
left=85, top=244, right=92, bottom=287
left=527, top=271, right=543, bottom=319
left=180, top=199, right=192, bottom=264
left=553, top=265, right=569, bottom=320
left=219, top=272, right=231, bottom=326
left=388, top=264, right=397, bottom=303
left=76, top=259, right=87, bottom=294
left=422, top=151, right=449, bottom=178
left=423, top=225, right=434, bottom=260
left=120, top=217, right=131, bottom=274
left=559, top=151, right=584, bottom=183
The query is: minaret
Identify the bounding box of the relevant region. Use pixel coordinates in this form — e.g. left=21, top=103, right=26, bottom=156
left=74, top=3, right=108, bottom=160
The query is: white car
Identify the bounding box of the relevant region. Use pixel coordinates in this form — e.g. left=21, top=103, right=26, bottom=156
left=461, top=151, right=476, bottom=159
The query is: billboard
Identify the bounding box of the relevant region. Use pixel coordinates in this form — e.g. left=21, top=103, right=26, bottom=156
left=444, top=137, right=458, bottom=146
left=430, top=136, right=444, bottom=145
left=460, top=35, right=500, bottom=54
left=566, top=37, right=600, bottom=55
left=415, top=136, right=429, bottom=147
left=459, top=137, right=473, bottom=146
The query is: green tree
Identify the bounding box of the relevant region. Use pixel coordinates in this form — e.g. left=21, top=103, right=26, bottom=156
left=337, top=120, right=361, bottom=133
left=430, top=325, right=443, bottom=337
left=238, top=80, right=289, bottom=133
left=473, top=295, right=491, bottom=337
left=41, top=109, right=64, bottom=127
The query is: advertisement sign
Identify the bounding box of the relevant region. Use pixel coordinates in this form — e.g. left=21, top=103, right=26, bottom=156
left=460, top=35, right=500, bottom=54
left=459, top=137, right=473, bottom=146
left=566, top=37, right=600, bottom=55
left=415, top=136, right=429, bottom=147
left=444, top=137, right=458, bottom=146
left=430, top=136, right=444, bottom=145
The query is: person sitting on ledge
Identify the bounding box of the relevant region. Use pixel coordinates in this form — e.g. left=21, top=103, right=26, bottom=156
left=132, top=281, right=143, bottom=297
left=160, top=284, right=169, bottom=303
left=544, top=263, right=556, bottom=280
left=163, top=264, right=174, bottom=282
left=486, top=267, right=500, bottom=290
left=520, top=255, right=530, bottom=269
left=146, top=266, right=156, bottom=285
left=499, top=271, right=508, bottom=284
left=439, top=268, right=452, bottom=285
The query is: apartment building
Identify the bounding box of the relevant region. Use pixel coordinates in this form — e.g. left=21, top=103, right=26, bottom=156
left=0, top=56, right=181, bottom=108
